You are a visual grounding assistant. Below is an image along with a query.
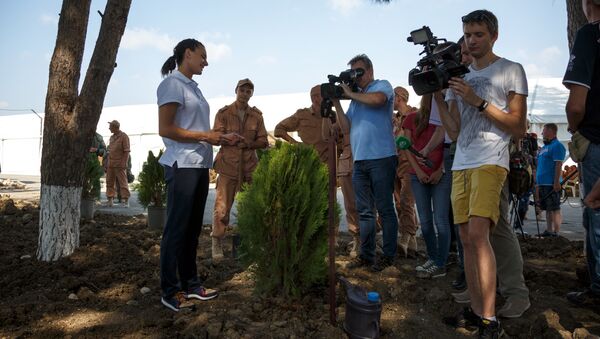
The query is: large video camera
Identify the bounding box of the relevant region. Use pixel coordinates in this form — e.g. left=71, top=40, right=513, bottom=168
left=319, top=68, right=364, bottom=121
left=407, top=26, right=469, bottom=95
left=320, top=68, right=364, bottom=100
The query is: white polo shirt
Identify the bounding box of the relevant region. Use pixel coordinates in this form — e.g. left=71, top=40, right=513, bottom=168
left=156, top=70, right=213, bottom=168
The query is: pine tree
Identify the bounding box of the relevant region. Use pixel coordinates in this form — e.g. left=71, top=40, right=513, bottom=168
left=236, top=143, right=336, bottom=298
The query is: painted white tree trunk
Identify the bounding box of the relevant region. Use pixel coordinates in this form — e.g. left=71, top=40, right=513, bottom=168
left=37, top=184, right=81, bottom=261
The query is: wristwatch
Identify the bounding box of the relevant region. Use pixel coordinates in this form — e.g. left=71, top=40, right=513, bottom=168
left=477, top=99, right=489, bottom=112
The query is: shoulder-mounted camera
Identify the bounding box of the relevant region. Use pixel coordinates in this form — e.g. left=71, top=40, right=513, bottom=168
left=407, top=26, right=469, bottom=95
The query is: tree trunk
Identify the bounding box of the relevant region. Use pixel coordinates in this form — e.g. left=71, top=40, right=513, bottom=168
left=566, top=0, right=587, bottom=51
left=38, top=0, right=132, bottom=261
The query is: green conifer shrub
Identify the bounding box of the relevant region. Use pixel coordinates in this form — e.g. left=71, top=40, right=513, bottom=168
left=134, top=150, right=166, bottom=208
left=236, top=143, right=337, bottom=298
left=81, top=153, right=104, bottom=200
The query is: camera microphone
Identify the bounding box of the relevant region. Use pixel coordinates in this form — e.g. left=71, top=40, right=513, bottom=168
left=395, top=136, right=434, bottom=169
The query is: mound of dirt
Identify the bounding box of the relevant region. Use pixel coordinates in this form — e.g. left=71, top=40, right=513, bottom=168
left=0, top=197, right=598, bottom=338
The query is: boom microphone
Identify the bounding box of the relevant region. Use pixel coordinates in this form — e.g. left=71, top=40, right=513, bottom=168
left=395, top=136, right=434, bottom=169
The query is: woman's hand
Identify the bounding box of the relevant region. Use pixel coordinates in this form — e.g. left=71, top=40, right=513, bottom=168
left=429, top=168, right=444, bottom=185
left=202, top=131, right=223, bottom=145
left=415, top=168, right=429, bottom=184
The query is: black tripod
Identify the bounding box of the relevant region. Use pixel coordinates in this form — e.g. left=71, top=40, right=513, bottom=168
left=509, top=192, right=527, bottom=238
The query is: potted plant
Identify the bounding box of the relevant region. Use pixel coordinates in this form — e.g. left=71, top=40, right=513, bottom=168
left=81, top=153, right=104, bottom=219
left=134, top=150, right=167, bottom=229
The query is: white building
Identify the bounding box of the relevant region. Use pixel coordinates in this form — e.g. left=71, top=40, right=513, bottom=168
left=0, top=78, right=572, bottom=175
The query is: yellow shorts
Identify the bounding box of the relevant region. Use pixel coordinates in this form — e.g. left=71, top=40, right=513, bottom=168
left=451, top=165, right=507, bottom=226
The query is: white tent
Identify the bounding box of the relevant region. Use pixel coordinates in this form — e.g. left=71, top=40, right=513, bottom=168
left=0, top=78, right=572, bottom=175
left=0, top=92, right=350, bottom=175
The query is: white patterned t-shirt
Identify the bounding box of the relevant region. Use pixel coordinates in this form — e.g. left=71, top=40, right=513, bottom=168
left=446, top=58, right=528, bottom=171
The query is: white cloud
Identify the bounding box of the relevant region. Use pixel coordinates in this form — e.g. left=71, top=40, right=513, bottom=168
left=538, top=46, right=562, bottom=64
left=256, top=55, right=278, bottom=66
left=40, top=13, right=58, bottom=25
left=517, top=45, right=565, bottom=78
left=329, top=0, right=361, bottom=14
left=205, top=42, right=232, bottom=62
left=0, top=101, right=8, bottom=109
left=121, top=28, right=175, bottom=53
left=121, top=28, right=232, bottom=62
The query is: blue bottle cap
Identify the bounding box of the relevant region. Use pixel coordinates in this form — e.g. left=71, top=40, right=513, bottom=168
left=367, top=291, right=380, bottom=302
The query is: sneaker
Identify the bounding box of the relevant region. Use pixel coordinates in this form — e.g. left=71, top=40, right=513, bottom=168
left=346, top=256, right=373, bottom=270
left=452, top=271, right=467, bottom=290
left=452, top=289, right=471, bottom=304
left=566, top=289, right=600, bottom=306
left=497, top=297, right=530, bottom=318
left=479, top=318, right=504, bottom=339
left=161, top=291, right=193, bottom=312
left=186, top=286, right=218, bottom=301
left=371, top=256, right=394, bottom=272
left=540, top=230, right=554, bottom=237
left=416, top=259, right=435, bottom=272
left=122, top=199, right=129, bottom=208
left=443, top=306, right=480, bottom=329
left=416, top=264, right=446, bottom=279
left=107, top=198, right=113, bottom=207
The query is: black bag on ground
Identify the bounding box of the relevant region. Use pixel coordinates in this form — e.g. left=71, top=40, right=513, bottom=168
left=508, top=149, right=533, bottom=196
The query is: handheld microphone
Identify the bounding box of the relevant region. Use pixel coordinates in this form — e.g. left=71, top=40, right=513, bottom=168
left=395, top=136, right=434, bottom=169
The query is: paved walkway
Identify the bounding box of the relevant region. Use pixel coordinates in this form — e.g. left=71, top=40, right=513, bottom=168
left=0, top=174, right=587, bottom=241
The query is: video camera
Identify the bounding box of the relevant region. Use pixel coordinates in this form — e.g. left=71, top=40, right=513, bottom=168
left=320, top=68, right=364, bottom=100
left=319, top=68, right=364, bottom=121
left=407, top=26, right=469, bottom=95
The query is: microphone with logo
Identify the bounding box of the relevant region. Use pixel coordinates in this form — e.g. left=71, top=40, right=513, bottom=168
left=395, top=136, right=434, bottom=169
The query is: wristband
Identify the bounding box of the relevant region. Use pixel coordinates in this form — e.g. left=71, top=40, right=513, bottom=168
left=477, top=100, right=489, bottom=112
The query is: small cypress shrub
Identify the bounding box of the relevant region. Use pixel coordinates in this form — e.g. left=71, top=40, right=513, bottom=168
left=236, top=143, right=336, bottom=298
left=134, top=150, right=166, bottom=208
left=81, top=153, right=104, bottom=200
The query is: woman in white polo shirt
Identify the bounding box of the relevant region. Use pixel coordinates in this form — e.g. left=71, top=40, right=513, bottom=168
left=156, top=38, right=242, bottom=312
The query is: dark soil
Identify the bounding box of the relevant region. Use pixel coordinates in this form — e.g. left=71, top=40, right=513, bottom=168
left=0, top=196, right=599, bottom=338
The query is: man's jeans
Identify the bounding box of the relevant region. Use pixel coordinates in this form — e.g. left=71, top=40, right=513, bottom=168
left=410, top=169, right=452, bottom=268
left=581, top=143, right=600, bottom=294
left=353, top=156, right=398, bottom=262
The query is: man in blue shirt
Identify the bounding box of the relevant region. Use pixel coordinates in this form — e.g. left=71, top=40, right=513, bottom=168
left=333, top=54, right=398, bottom=272
left=536, top=123, right=566, bottom=237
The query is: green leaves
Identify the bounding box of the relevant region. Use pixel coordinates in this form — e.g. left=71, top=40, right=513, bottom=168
left=236, top=143, right=336, bottom=298
left=134, top=150, right=166, bottom=208
left=81, top=153, right=104, bottom=200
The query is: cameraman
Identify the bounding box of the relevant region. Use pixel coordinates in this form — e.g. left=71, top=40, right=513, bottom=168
left=440, top=9, right=528, bottom=336
left=332, top=54, right=398, bottom=272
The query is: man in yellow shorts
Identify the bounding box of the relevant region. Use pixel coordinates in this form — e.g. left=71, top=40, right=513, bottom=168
left=437, top=9, right=528, bottom=336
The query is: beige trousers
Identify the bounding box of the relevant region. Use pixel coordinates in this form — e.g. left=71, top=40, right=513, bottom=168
left=339, top=174, right=359, bottom=235
left=106, top=167, right=130, bottom=199
left=212, top=175, right=244, bottom=239
left=393, top=160, right=419, bottom=235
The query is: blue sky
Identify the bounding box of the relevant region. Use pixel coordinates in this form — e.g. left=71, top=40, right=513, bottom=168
left=0, top=0, right=569, bottom=114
